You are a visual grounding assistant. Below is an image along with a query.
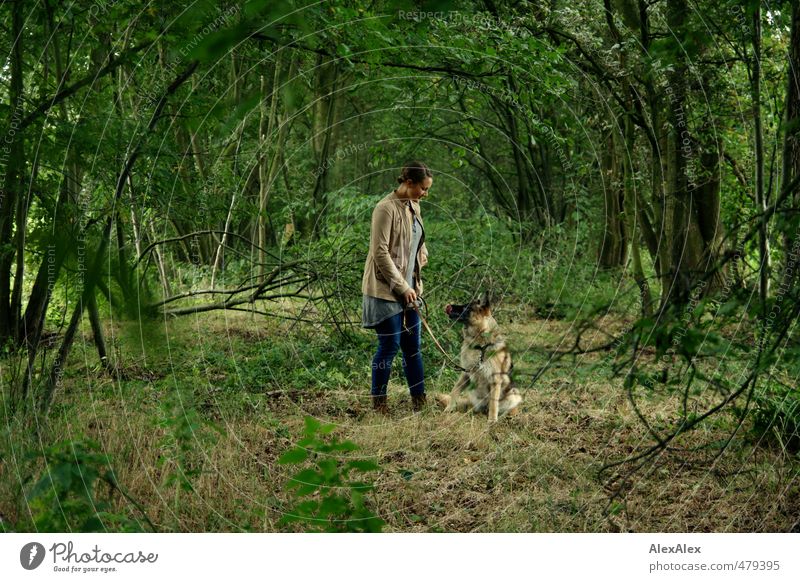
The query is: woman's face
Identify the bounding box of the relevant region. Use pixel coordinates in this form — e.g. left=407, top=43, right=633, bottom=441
left=406, top=177, right=432, bottom=201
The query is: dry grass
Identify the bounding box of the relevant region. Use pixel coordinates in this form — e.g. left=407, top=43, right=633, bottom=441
left=1, top=308, right=798, bottom=532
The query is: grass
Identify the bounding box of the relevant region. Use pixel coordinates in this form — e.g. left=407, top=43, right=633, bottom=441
left=1, top=304, right=798, bottom=532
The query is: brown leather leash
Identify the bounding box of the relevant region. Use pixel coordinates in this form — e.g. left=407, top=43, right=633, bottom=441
left=406, top=298, right=465, bottom=371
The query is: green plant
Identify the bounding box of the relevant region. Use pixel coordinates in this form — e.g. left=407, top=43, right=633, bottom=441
left=753, top=382, right=800, bottom=455
left=24, top=439, right=148, bottom=532
left=278, top=416, right=384, bottom=532
left=156, top=383, right=224, bottom=500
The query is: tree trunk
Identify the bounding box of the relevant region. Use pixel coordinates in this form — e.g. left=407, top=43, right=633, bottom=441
left=88, top=291, right=111, bottom=372
left=621, top=115, right=653, bottom=315
left=599, top=127, right=628, bottom=268
left=18, top=0, right=82, bottom=353
left=496, top=96, right=541, bottom=233
left=752, top=5, right=771, bottom=309
left=0, top=0, right=25, bottom=341
left=258, top=53, right=283, bottom=279
left=694, top=146, right=726, bottom=292
left=662, top=0, right=695, bottom=308
left=159, top=43, right=209, bottom=266
left=781, top=1, right=800, bottom=261
left=306, top=54, right=341, bottom=239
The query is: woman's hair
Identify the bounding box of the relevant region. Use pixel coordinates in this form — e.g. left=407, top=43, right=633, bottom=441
left=397, top=160, right=432, bottom=184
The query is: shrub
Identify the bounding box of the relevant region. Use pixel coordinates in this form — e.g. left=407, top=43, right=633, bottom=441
left=278, top=416, right=383, bottom=532
left=24, top=439, right=148, bottom=532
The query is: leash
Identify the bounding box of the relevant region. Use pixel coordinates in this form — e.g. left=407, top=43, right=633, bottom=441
left=406, top=298, right=466, bottom=372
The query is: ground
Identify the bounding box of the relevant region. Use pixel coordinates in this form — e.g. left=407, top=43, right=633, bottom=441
left=1, top=305, right=798, bottom=532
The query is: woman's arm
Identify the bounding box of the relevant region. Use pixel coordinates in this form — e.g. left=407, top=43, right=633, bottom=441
left=370, top=206, right=411, bottom=296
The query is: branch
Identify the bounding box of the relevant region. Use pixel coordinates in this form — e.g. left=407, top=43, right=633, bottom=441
left=161, top=287, right=323, bottom=317
left=251, top=32, right=497, bottom=79
left=20, top=39, right=154, bottom=131
left=135, top=229, right=277, bottom=266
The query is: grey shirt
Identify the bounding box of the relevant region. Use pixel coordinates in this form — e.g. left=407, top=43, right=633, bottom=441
left=362, top=208, right=423, bottom=328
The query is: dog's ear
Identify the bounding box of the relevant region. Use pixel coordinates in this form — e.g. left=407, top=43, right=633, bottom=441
left=479, top=290, right=491, bottom=308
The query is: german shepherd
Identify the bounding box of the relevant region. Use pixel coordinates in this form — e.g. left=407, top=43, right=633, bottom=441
left=435, top=292, right=522, bottom=422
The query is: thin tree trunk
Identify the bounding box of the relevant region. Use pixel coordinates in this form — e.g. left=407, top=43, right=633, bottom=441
left=0, top=0, right=25, bottom=340
left=311, top=83, right=338, bottom=237
left=497, top=97, right=540, bottom=231
left=781, top=1, right=800, bottom=260
left=88, top=291, right=111, bottom=371
left=258, top=54, right=283, bottom=279
left=621, top=115, right=652, bottom=315
left=129, top=176, right=143, bottom=258
left=261, top=58, right=297, bottom=248
left=148, top=219, right=172, bottom=298
left=752, top=6, right=771, bottom=309
left=159, top=43, right=209, bottom=265
left=211, top=52, right=250, bottom=286
left=116, top=212, right=131, bottom=297
left=211, top=183, right=241, bottom=288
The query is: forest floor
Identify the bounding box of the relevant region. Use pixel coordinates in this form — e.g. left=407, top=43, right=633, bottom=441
left=2, top=304, right=798, bottom=532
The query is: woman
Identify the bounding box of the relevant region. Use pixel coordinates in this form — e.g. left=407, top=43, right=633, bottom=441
left=361, top=161, right=432, bottom=415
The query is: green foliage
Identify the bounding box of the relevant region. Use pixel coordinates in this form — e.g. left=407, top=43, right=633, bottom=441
left=278, top=416, right=384, bottom=532
left=752, top=382, right=800, bottom=456
left=156, top=383, right=224, bottom=493
left=24, top=439, right=144, bottom=532
left=196, top=330, right=367, bottom=394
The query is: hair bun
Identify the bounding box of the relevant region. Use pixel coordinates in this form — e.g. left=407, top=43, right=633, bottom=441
left=398, top=160, right=432, bottom=185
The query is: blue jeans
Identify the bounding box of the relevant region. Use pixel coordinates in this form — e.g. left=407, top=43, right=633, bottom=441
left=371, top=309, right=425, bottom=397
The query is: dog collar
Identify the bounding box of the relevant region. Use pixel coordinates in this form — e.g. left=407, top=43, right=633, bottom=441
left=468, top=341, right=499, bottom=363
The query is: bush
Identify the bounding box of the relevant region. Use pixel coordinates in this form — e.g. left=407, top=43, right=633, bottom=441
left=23, top=439, right=148, bottom=532
left=278, top=416, right=383, bottom=532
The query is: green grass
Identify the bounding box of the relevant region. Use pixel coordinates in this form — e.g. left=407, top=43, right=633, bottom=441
left=1, top=306, right=798, bottom=532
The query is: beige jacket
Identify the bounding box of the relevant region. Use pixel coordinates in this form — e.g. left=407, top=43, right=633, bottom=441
left=362, top=191, right=428, bottom=301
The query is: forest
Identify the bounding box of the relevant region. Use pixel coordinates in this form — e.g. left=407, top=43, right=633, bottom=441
left=0, top=0, right=798, bottom=533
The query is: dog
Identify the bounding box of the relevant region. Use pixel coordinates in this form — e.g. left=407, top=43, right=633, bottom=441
left=435, top=292, right=522, bottom=422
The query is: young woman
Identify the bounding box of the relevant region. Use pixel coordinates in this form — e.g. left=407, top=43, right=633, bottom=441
left=361, top=161, right=433, bottom=414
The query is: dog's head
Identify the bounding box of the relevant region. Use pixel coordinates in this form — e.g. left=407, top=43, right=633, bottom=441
left=445, top=291, right=494, bottom=331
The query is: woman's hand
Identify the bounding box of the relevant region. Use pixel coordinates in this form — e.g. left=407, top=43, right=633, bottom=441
left=402, top=289, right=417, bottom=306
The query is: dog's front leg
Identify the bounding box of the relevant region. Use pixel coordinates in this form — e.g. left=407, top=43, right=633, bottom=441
left=487, top=379, right=502, bottom=423
left=444, top=372, right=470, bottom=412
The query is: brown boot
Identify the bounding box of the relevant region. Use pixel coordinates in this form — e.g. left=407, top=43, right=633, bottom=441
left=372, top=394, right=389, bottom=415
left=411, top=393, right=427, bottom=412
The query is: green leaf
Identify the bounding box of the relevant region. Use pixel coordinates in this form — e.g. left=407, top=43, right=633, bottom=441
left=317, top=458, right=339, bottom=481
left=286, top=469, right=319, bottom=487
left=347, top=460, right=380, bottom=472
left=50, top=463, right=74, bottom=491
left=319, top=495, right=347, bottom=517
left=286, top=469, right=322, bottom=496
left=363, top=517, right=385, bottom=532
left=319, top=423, right=337, bottom=435
left=351, top=490, right=364, bottom=509
left=333, top=441, right=358, bottom=452
left=303, top=416, right=322, bottom=437
left=278, top=447, right=309, bottom=464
